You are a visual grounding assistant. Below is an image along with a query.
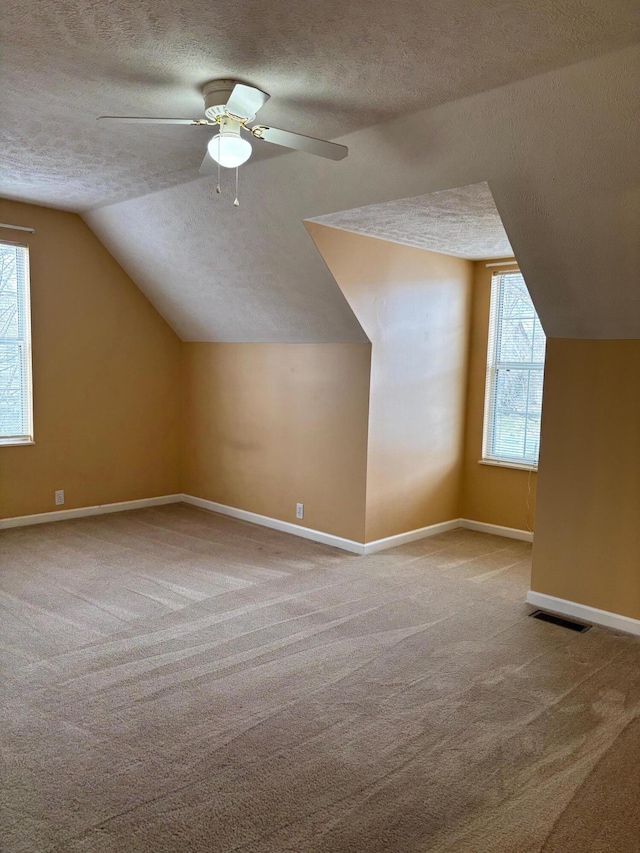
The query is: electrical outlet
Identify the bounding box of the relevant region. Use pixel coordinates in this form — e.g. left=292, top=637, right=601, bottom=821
left=296, top=502, right=304, bottom=520
left=55, top=489, right=65, bottom=506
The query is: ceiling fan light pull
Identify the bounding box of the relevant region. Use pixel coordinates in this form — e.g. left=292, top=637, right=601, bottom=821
left=234, top=167, right=240, bottom=207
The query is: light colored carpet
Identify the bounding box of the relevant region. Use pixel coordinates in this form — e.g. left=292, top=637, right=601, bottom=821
left=1, top=504, right=639, bottom=852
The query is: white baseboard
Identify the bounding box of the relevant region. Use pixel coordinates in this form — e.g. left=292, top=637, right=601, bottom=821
left=526, top=591, right=640, bottom=637
left=363, top=519, right=462, bottom=554
left=184, top=497, right=537, bottom=555
left=0, top=492, right=534, bottom=556
left=181, top=494, right=367, bottom=554
left=0, top=494, right=183, bottom=530
left=460, top=519, right=533, bottom=542
left=183, top=495, right=465, bottom=555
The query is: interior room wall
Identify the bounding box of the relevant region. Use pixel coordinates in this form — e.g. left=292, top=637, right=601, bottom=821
left=0, top=200, right=183, bottom=519
left=306, top=223, right=472, bottom=542
left=461, top=260, right=538, bottom=531
left=531, top=339, right=640, bottom=621
left=182, top=343, right=371, bottom=542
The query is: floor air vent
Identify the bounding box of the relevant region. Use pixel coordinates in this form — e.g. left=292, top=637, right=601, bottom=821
left=530, top=610, right=591, bottom=633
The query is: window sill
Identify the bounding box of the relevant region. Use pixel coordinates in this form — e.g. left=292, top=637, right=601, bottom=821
left=0, top=440, right=36, bottom=447
left=478, top=458, right=537, bottom=472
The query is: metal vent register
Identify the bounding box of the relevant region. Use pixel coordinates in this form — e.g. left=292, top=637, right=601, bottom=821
left=530, top=610, right=591, bottom=633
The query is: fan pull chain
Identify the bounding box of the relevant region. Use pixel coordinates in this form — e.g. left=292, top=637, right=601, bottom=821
left=215, top=135, right=221, bottom=194
left=234, top=167, right=240, bottom=207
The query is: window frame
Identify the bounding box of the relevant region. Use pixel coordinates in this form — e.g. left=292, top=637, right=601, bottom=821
left=481, top=269, right=545, bottom=471
left=0, top=239, right=34, bottom=447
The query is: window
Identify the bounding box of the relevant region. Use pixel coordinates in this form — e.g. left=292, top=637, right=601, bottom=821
left=482, top=270, right=545, bottom=468
left=0, top=241, right=33, bottom=445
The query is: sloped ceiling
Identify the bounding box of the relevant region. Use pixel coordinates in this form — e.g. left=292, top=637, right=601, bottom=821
left=308, top=184, right=513, bottom=260
left=85, top=46, right=640, bottom=341
left=2, top=3, right=639, bottom=341
left=2, top=0, right=639, bottom=210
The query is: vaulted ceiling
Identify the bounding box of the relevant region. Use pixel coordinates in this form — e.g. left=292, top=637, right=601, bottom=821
left=2, top=1, right=639, bottom=341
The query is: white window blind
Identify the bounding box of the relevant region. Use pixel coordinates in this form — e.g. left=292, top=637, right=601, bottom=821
left=482, top=270, right=545, bottom=467
left=0, top=241, right=33, bottom=445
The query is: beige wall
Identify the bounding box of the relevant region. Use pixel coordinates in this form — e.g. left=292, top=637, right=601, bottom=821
left=6, top=205, right=637, bottom=629
left=461, top=261, right=538, bottom=530
left=531, top=339, right=640, bottom=621
left=307, top=223, right=472, bottom=542
left=0, top=200, right=182, bottom=518
left=182, top=343, right=371, bottom=542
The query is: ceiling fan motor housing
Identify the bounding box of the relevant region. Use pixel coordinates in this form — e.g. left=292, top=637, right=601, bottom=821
left=203, top=79, right=238, bottom=120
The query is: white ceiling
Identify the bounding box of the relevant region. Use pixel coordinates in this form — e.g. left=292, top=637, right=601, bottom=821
left=2, top=0, right=639, bottom=210
left=308, top=184, right=513, bottom=260
left=2, top=4, right=639, bottom=343
left=86, top=46, right=640, bottom=341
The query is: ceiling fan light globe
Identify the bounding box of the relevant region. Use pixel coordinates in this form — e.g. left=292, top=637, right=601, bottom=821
left=208, top=133, right=252, bottom=168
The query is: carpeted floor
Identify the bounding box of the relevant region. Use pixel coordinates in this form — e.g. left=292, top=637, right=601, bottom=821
left=1, top=504, right=639, bottom=852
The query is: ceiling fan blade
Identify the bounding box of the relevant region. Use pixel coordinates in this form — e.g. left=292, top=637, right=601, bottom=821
left=97, top=116, right=206, bottom=125
left=199, top=151, right=218, bottom=176
left=256, top=126, right=348, bottom=161
left=225, top=84, right=270, bottom=120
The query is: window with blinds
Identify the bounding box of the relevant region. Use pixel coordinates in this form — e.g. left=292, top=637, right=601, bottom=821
left=0, top=241, right=33, bottom=445
left=482, top=270, right=545, bottom=467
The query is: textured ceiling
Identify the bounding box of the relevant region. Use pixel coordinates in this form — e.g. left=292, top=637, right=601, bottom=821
left=85, top=46, right=640, bottom=342
left=308, top=184, right=513, bottom=260
left=3, top=4, right=639, bottom=343
left=2, top=0, right=639, bottom=210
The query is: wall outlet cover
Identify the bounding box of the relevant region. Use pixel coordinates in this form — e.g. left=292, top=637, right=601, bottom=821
left=55, top=489, right=65, bottom=506
left=296, top=503, right=304, bottom=519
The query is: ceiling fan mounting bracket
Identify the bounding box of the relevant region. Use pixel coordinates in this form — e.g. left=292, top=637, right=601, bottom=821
left=202, top=79, right=241, bottom=120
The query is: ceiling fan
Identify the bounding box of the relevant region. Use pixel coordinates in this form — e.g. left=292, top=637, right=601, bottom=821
left=98, top=79, right=348, bottom=183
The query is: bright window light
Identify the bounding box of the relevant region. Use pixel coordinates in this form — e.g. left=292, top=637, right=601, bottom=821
left=482, top=270, right=546, bottom=467
left=0, top=241, right=33, bottom=445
